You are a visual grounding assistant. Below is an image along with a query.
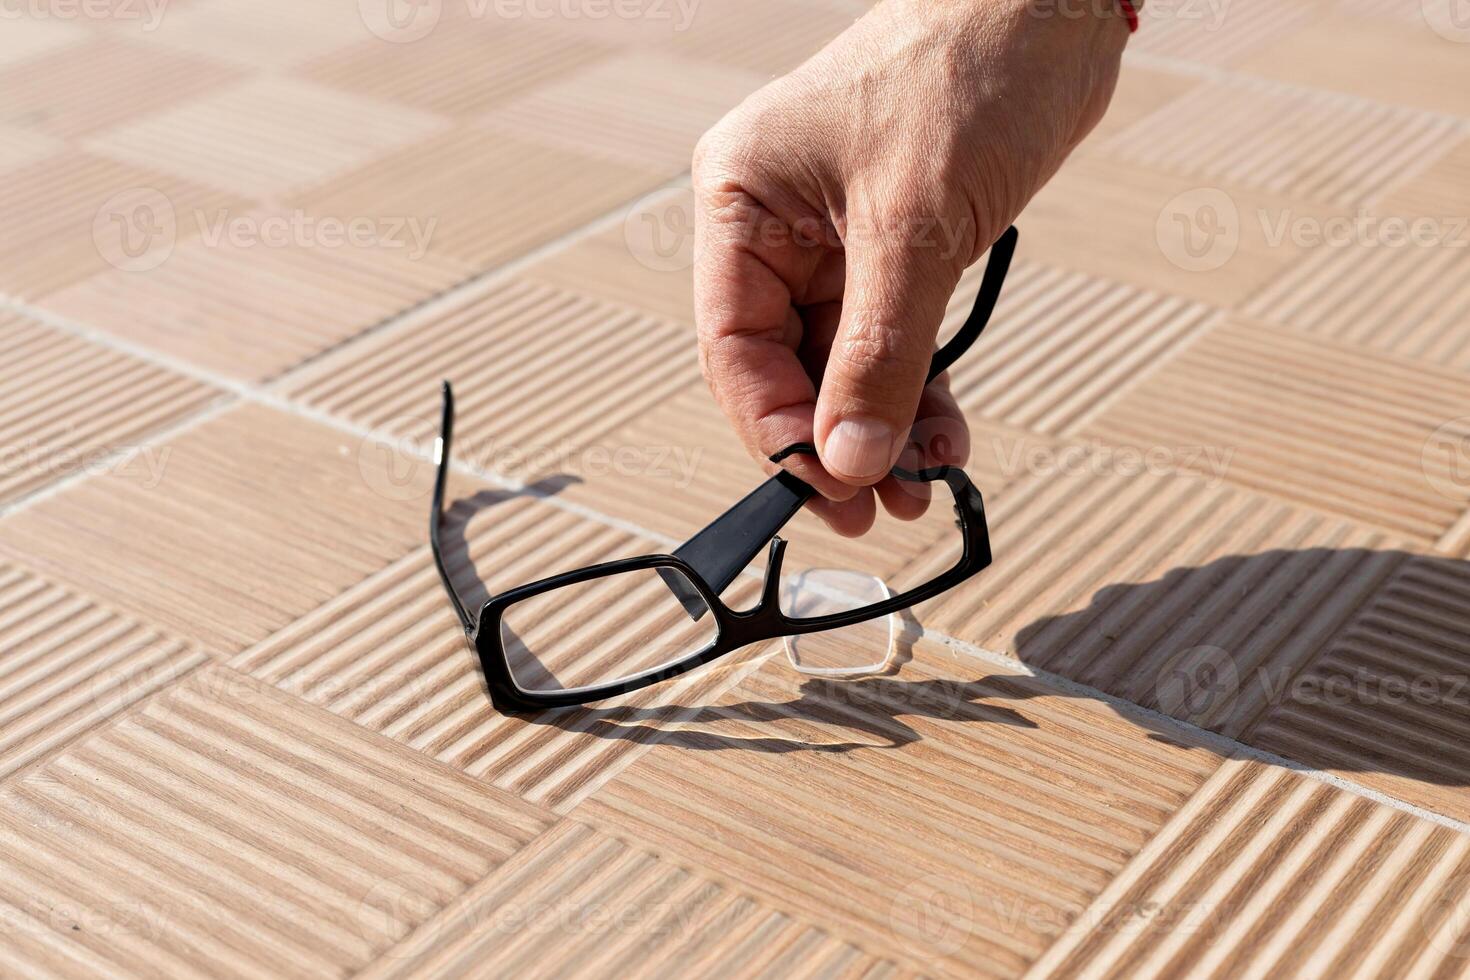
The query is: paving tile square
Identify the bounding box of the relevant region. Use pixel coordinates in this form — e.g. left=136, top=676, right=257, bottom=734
left=301, top=20, right=614, bottom=118
left=40, top=207, right=472, bottom=382
left=0, top=151, right=238, bottom=301
left=0, top=665, right=551, bottom=978
left=294, top=125, right=664, bottom=272
left=280, top=276, right=698, bottom=482
left=580, top=637, right=1223, bottom=978
left=234, top=489, right=768, bottom=814
left=1032, top=759, right=1470, bottom=978
left=356, top=820, right=898, bottom=978
left=0, top=38, right=243, bottom=139
left=480, top=53, right=764, bottom=173
left=1096, top=76, right=1462, bottom=206
left=0, top=312, right=219, bottom=505
left=86, top=77, right=451, bottom=200
left=897, top=469, right=1404, bottom=738
left=0, top=559, right=207, bottom=781
left=0, top=403, right=434, bottom=654
left=1084, top=319, right=1470, bottom=546
left=1250, top=553, right=1470, bottom=822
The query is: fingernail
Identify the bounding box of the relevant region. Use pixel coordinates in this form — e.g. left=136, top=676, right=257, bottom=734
left=823, top=417, right=897, bottom=481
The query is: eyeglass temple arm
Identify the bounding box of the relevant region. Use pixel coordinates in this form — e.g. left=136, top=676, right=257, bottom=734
left=670, top=225, right=1017, bottom=604
left=431, top=381, right=475, bottom=633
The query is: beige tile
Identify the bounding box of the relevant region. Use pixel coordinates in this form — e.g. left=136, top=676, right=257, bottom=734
left=480, top=53, right=763, bottom=172
left=1380, top=131, right=1470, bottom=216
left=0, top=559, right=208, bottom=780
left=0, top=17, right=86, bottom=68
left=0, top=38, right=242, bottom=139
left=40, top=207, right=472, bottom=382
left=280, top=276, right=698, bottom=481
left=0, top=404, right=433, bottom=653
left=358, top=820, right=899, bottom=979
left=294, top=125, right=664, bottom=271
left=659, top=0, right=855, bottom=75
left=0, top=312, right=219, bottom=504
left=1034, top=759, right=1470, bottom=978
left=1240, top=11, right=1470, bottom=117
left=0, top=124, right=61, bottom=172
left=138, top=0, right=383, bottom=69
left=1250, top=553, right=1470, bottom=822
left=0, top=665, right=551, bottom=978
left=1096, top=76, right=1462, bottom=206
left=234, top=491, right=768, bottom=813
left=1128, top=0, right=1324, bottom=67
left=581, top=637, right=1222, bottom=978
left=1087, top=65, right=1203, bottom=142
left=898, top=469, right=1404, bottom=738
left=302, top=20, right=613, bottom=118
left=86, top=77, right=450, bottom=200
left=1085, top=319, right=1470, bottom=545
left=0, top=151, right=238, bottom=301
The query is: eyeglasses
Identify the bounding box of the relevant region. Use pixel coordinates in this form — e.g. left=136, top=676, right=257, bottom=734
left=431, top=227, right=1018, bottom=712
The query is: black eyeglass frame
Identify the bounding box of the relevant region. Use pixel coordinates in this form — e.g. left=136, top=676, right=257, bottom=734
left=431, top=227, right=1018, bottom=712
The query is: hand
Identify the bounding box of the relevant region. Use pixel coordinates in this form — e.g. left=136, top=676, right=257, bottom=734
left=693, top=0, right=1127, bottom=534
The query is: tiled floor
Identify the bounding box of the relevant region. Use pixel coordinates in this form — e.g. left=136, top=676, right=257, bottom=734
left=3, top=1, right=1470, bottom=976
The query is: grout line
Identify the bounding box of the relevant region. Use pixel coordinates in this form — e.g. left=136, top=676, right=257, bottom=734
left=918, top=629, right=1470, bottom=837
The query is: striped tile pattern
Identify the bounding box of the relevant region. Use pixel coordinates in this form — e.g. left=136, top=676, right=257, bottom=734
left=0, top=561, right=208, bottom=780
left=0, top=404, right=433, bottom=653
left=282, top=277, right=698, bottom=479
left=0, top=124, right=61, bottom=172
left=898, top=470, right=1403, bottom=737
left=0, top=151, right=237, bottom=301
left=1241, top=239, right=1470, bottom=372
left=139, top=0, right=379, bottom=69
left=233, top=494, right=768, bottom=813
left=1098, top=77, right=1461, bottom=205
left=583, top=639, right=1222, bottom=978
left=0, top=666, right=551, bottom=979
left=294, top=126, right=663, bottom=271
left=360, top=820, right=898, bottom=979
left=662, top=0, right=855, bottom=75
left=1086, top=320, right=1470, bottom=545
left=1381, top=132, right=1470, bottom=215
left=481, top=54, right=763, bottom=172
left=0, top=39, right=242, bottom=138
left=1033, top=760, right=1470, bottom=978
left=942, top=260, right=1219, bottom=435
left=1131, top=0, right=1322, bottom=67
left=87, top=77, right=449, bottom=199
left=0, top=313, right=218, bottom=504
left=41, top=212, right=472, bottom=381
left=1251, top=554, right=1470, bottom=821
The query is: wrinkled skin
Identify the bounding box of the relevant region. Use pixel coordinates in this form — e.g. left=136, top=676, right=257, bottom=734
left=694, top=0, right=1128, bottom=535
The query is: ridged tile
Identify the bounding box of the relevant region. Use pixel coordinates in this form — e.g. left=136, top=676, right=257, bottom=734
left=1098, top=77, right=1461, bottom=206
left=0, top=560, right=207, bottom=781
left=940, top=259, right=1219, bottom=436
left=0, top=124, right=61, bottom=172
left=659, top=0, right=855, bottom=75
left=40, top=208, right=472, bottom=382
left=233, top=492, right=768, bottom=813
left=359, top=820, right=900, bottom=979
left=0, top=404, right=433, bottom=653
left=1033, top=760, right=1470, bottom=978
left=898, top=469, right=1403, bottom=737
left=138, top=0, right=381, bottom=69
left=1251, top=554, right=1470, bottom=822
left=1129, top=0, right=1323, bottom=67
left=582, top=638, right=1222, bottom=978
left=481, top=53, right=763, bottom=172
left=0, top=312, right=218, bottom=504
left=294, top=125, right=663, bottom=271
left=281, top=277, right=698, bottom=479
left=0, top=151, right=237, bottom=301
left=1380, top=132, right=1470, bottom=216
left=1085, top=320, right=1470, bottom=545
left=0, top=38, right=242, bottom=138
left=0, top=665, right=551, bottom=979
left=1240, top=235, right=1470, bottom=373
left=86, top=77, right=450, bottom=200
left=302, top=21, right=613, bottom=118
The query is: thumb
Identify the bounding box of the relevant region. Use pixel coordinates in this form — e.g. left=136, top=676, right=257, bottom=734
left=815, top=227, right=963, bottom=485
